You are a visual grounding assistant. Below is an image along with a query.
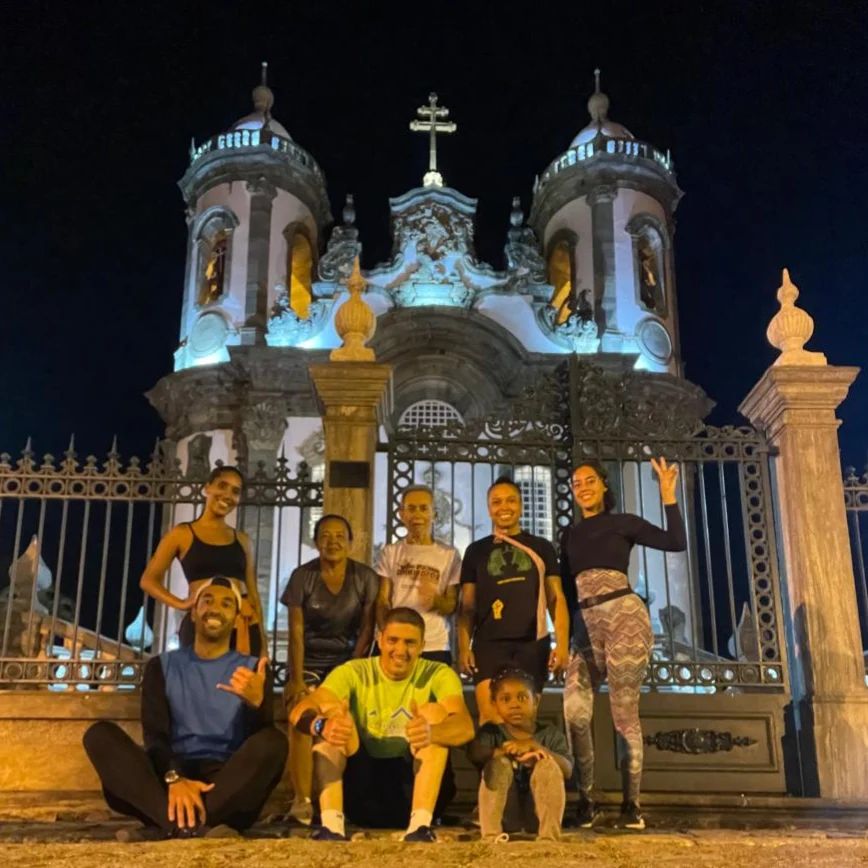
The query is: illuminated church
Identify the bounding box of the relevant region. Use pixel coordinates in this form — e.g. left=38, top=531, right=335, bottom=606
left=147, top=65, right=698, bottom=626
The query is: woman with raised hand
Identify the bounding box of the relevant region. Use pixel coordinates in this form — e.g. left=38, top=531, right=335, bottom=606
left=280, top=514, right=378, bottom=825
left=561, top=457, right=685, bottom=832
left=140, top=465, right=265, bottom=656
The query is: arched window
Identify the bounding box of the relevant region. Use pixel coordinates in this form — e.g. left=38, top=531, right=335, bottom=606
left=193, top=208, right=238, bottom=307
left=546, top=232, right=578, bottom=325
left=626, top=214, right=669, bottom=315
left=399, top=400, right=464, bottom=429
left=287, top=230, right=314, bottom=320
left=199, top=231, right=228, bottom=306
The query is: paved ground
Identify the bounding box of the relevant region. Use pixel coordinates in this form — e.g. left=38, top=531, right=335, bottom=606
left=1, top=823, right=866, bottom=867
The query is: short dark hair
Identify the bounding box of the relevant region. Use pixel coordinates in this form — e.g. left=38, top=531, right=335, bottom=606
left=313, top=513, right=354, bottom=542
left=487, top=475, right=522, bottom=500
left=400, top=484, right=434, bottom=506
left=207, top=464, right=246, bottom=488
left=489, top=666, right=538, bottom=701
left=573, top=459, right=617, bottom=512
left=382, top=606, right=425, bottom=636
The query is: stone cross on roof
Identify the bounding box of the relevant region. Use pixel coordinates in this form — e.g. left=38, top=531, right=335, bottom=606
left=409, top=92, right=457, bottom=188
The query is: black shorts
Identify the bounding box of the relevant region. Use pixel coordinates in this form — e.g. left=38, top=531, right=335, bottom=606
left=472, top=636, right=551, bottom=692
left=343, top=744, right=456, bottom=828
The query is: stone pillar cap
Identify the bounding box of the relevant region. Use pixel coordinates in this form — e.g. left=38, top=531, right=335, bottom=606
left=766, top=268, right=827, bottom=366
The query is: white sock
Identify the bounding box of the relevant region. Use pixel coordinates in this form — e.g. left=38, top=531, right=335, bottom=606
left=406, top=809, right=433, bottom=834
left=321, top=809, right=345, bottom=836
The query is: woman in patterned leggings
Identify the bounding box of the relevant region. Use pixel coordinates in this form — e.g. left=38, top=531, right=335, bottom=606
left=561, top=458, right=685, bottom=831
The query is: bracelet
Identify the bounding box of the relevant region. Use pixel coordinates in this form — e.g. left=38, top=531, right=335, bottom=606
left=294, top=708, right=318, bottom=735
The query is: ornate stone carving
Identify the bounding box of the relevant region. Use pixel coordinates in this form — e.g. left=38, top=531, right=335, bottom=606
left=186, top=433, right=213, bottom=479
left=569, top=359, right=713, bottom=439
left=587, top=183, right=617, bottom=206
left=504, top=197, right=547, bottom=293
left=331, top=258, right=376, bottom=362
left=318, top=194, right=362, bottom=282
left=266, top=283, right=331, bottom=346
left=766, top=268, right=827, bottom=366
left=233, top=397, right=289, bottom=468
left=365, top=188, right=506, bottom=307
left=536, top=304, right=600, bottom=353
left=644, top=728, right=757, bottom=754
left=245, top=176, right=277, bottom=200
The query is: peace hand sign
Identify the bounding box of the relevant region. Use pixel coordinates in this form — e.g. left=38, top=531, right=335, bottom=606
left=650, top=457, right=679, bottom=505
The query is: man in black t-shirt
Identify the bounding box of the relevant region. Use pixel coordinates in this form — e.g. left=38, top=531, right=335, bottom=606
left=457, top=477, right=570, bottom=723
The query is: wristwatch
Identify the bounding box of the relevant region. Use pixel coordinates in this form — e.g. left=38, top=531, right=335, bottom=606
left=164, top=769, right=181, bottom=785
left=311, top=716, right=327, bottom=738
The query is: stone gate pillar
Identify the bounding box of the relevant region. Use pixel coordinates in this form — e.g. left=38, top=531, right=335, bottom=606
left=309, top=259, right=392, bottom=563
left=740, top=269, right=865, bottom=799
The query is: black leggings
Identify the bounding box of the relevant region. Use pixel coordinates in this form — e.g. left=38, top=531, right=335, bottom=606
left=82, top=721, right=287, bottom=832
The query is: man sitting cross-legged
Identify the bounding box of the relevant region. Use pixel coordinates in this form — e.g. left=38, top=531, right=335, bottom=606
left=83, top=577, right=287, bottom=840
left=468, top=666, right=572, bottom=841
left=290, top=606, right=475, bottom=842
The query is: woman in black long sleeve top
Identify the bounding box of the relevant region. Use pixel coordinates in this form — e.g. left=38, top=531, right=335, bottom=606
left=562, top=458, right=685, bottom=831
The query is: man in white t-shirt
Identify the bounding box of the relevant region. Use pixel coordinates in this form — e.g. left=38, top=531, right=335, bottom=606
left=376, top=485, right=461, bottom=664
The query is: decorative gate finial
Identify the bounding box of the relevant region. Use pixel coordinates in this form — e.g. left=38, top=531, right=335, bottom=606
left=766, top=268, right=826, bottom=366
left=409, top=92, right=457, bottom=188
left=331, top=257, right=376, bottom=361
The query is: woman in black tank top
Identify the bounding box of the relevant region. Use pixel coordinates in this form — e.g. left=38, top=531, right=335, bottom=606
left=140, top=465, right=265, bottom=655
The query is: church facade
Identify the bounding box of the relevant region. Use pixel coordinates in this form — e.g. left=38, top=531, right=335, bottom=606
left=147, top=67, right=709, bottom=626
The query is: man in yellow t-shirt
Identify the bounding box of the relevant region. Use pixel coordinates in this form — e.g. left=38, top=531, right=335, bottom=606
left=290, top=607, right=475, bottom=842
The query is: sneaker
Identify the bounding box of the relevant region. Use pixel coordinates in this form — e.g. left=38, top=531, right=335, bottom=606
left=289, top=797, right=313, bottom=826
left=619, top=801, right=645, bottom=830
left=311, top=825, right=348, bottom=841
left=575, top=795, right=601, bottom=829
left=403, top=825, right=437, bottom=843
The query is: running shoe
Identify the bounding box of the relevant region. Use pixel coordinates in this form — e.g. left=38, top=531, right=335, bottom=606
left=311, top=825, right=348, bottom=841
left=403, top=825, right=437, bottom=843
left=575, top=795, right=601, bottom=828
left=619, top=801, right=645, bottom=830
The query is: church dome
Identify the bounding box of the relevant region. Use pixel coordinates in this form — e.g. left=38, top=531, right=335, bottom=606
left=570, top=70, right=634, bottom=147
left=230, top=74, right=293, bottom=141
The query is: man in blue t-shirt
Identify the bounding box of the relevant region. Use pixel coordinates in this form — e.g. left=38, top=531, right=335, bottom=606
left=83, top=578, right=286, bottom=840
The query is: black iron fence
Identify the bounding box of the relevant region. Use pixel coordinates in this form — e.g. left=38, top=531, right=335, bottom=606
left=844, top=466, right=868, bottom=663
left=0, top=442, right=322, bottom=690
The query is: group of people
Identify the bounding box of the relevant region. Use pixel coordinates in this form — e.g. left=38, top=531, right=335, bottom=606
left=83, top=456, right=686, bottom=842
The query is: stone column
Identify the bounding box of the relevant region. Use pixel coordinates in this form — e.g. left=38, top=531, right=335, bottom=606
left=588, top=183, right=617, bottom=342
left=740, top=269, right=866, bottom=799
left=309, top=258, right=393, bottom=564
left=234, top=396, right=288, bottom=633
left=241, top=177, right=276, bottom=346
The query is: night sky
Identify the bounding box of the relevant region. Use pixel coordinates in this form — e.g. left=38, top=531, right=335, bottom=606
left=3, top=0, right=866, bottom=469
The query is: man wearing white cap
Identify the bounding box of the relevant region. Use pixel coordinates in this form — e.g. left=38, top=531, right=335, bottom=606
left=83, top=577, right=286, bottom=840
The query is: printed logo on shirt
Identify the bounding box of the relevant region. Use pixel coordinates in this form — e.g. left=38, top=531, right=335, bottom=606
left=487, top=546, right=533, bottom=577
left=396, top=561, right=441, bottom=586
left=384, top=706, right=413, bottom=738
left=492, top=599, right=504, bottom=620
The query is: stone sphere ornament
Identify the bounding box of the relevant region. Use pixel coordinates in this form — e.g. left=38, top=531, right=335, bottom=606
left=766, top=268, right=826, bottom=366
left=331, top=257, right=376, bottom=362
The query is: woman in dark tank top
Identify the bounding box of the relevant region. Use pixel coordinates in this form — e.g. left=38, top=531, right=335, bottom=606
left=279, top=513, right=378, bottom=825
left=140, top=465, right=265, bottom=655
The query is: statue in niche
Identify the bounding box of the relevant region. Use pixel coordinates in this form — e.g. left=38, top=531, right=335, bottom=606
left=198, top=232, right=228, bottom=305
left=577, top=288, right=594, bottom=322
left=638, top=239, right=659, bottom=310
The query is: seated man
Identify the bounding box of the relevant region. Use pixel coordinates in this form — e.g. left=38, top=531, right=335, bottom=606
left=83, top=577, right=287, bottom=840
left=467, top=667, right=572, bottom=841
left=290, top=606, right=475, bottom=842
